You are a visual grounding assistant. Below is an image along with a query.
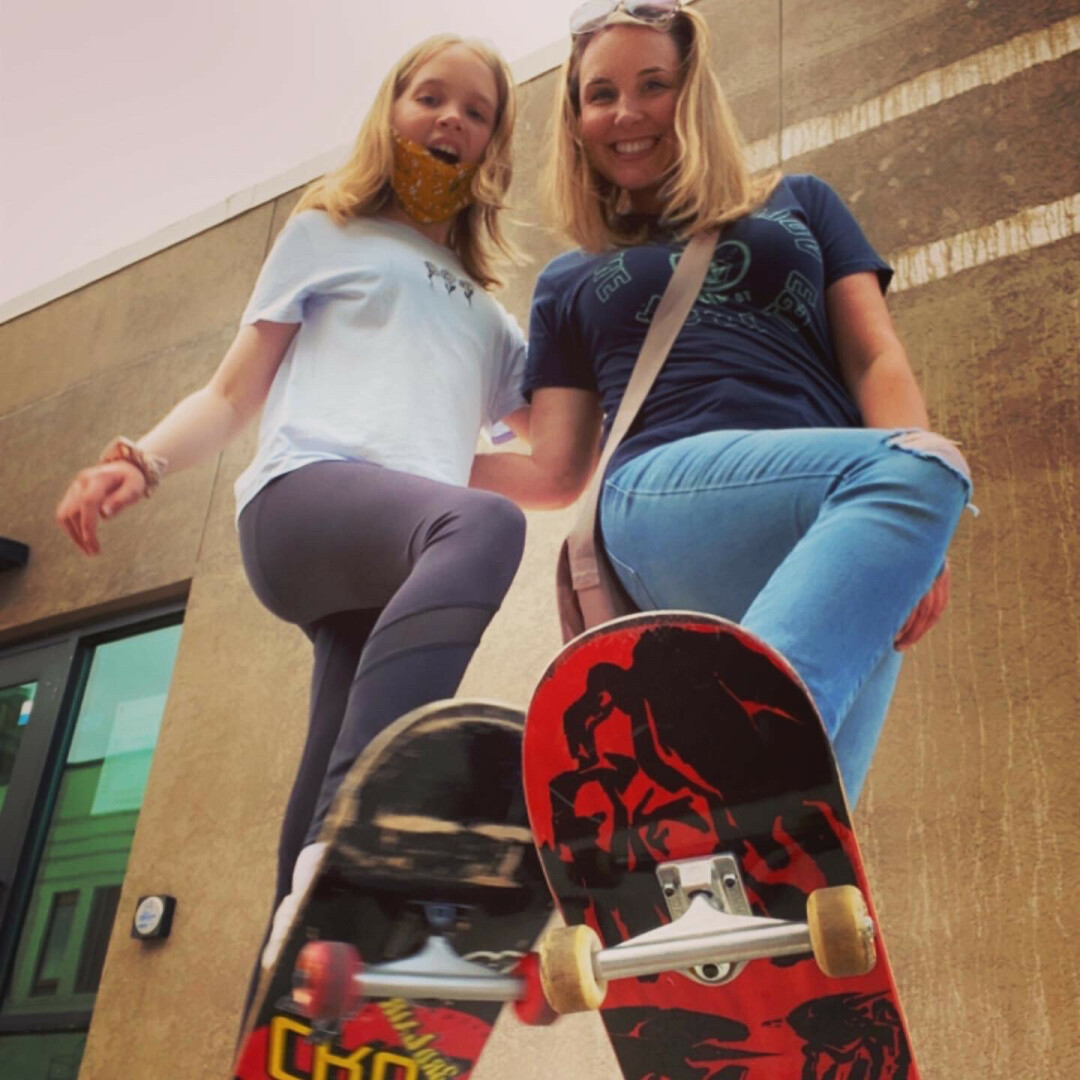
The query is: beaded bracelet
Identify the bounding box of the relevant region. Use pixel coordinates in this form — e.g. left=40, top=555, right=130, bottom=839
left=98, top=437, right=169, bottom=496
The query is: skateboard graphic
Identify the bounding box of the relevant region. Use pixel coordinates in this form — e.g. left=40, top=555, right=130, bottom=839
left=523, top=612, right=919, bottom=1080
left=232, top=700, right=553, bottom=1080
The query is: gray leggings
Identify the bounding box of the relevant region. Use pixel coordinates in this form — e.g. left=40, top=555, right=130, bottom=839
left=237, top=459, right=525, bottom=907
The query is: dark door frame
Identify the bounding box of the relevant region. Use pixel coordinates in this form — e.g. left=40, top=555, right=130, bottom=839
left=0, top=602, right=184, bottom=1035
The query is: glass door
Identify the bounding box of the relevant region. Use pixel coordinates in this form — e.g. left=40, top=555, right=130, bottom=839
left=0, top=613, right=182, bottom=1078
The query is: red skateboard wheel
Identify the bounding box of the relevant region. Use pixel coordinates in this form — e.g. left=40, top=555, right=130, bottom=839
left=512, top=952, right=558, bottom=1027
left=293, top=941, right=363, bottom=1022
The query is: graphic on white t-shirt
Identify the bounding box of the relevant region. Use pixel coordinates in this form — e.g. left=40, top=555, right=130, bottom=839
left=233, top=212, right=527, bottom=519
left=424, top=259, right=476, bottom=306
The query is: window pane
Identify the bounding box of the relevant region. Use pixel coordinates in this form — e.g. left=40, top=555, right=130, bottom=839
left=0, top=681, right=36, bottom=817
left=74, top=885, right=122, bottom=995
left=2, top=624, right=182, bottom=1020
left=66, top=627, right=181, bottom=816
left=30, top=892, right=78, bottom=997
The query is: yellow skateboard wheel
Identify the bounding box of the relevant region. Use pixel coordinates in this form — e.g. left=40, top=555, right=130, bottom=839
left=807, top=885, right=877, bottom=978
left=538, top=924, right=607, bottom=1013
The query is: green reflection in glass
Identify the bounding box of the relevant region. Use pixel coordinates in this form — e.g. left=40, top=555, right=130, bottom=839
left=66, top=627, right=182, bottom=817
left=31, top=892, right=78, bottom=997
left=0, top=681, right=36, bottom=818
left=2, top=624, right=182, bottom=1021
left=0, top=1031, right=86, bottom=1079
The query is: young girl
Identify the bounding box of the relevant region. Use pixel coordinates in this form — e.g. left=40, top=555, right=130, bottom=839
left=57, top=34, right=530, bottom=975
left=471, top=2, right=973, bottom=804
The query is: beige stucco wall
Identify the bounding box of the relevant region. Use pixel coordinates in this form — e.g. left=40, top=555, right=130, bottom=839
left=1, top=1, right=1077, bottom=1076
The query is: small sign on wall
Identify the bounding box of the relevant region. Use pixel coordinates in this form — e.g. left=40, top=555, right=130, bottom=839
left=131, top=895, right=176, bottom=940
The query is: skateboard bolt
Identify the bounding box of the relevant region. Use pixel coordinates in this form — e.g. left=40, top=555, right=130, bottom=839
left=693, top=961, right=731, bottom=983
left=723, top=875, right=737, bottom=889
left=663, top=884, right=676, bottom=897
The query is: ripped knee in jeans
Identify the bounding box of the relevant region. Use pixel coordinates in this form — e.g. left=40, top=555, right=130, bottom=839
left=886, top=429, right=977, bottom=515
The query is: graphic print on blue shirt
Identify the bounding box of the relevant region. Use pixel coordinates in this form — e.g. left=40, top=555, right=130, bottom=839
left=524, top=175, right=893, bottom=476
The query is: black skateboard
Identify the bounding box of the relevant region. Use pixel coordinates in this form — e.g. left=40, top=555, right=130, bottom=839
left=233, top=699, right=553, bottom=1080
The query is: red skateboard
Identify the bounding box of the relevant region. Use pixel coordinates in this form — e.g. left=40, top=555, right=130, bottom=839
left=523, top=612, right=919, bottom=1079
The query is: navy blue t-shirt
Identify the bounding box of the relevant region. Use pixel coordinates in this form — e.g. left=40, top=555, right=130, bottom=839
left=524, top=174, right=893, bottom=476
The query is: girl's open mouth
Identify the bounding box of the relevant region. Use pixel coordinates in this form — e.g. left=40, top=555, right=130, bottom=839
left=429, top=145, right=460, bottom=165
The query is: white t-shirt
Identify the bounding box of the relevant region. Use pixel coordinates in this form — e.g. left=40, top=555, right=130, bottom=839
left=233, top=210, right=527, bottom=518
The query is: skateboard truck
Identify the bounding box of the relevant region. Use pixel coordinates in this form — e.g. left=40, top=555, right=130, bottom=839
left=291, top=928, right=558, bottom=1034
left=355, top=934, right=527, bottom=1001
left=656, top=854, right=767, bottom=986
left=537, top=856, right=879, bottom=1014
left=292, top=859, right=878, bottom=1027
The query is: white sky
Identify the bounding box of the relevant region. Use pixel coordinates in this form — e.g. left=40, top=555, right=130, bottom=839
left=0, top=1, right=576, bottom=313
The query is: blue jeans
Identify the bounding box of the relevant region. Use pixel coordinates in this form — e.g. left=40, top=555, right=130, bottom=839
left=601, top=428, right=972, bottom=804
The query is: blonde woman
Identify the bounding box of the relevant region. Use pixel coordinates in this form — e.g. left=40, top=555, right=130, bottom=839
left=472, top=2, right=972, bottom=803
left=57, top=35, right=529, bottom=977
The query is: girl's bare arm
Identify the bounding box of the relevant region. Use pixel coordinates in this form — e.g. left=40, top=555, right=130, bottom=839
left=57, top=320, right=298, bottom=555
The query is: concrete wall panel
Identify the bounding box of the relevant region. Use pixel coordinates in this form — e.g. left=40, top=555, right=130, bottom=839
left=0, top=205, right=274, bottom=417
left=0, top=328, right=231, bottom=638
left=458, top=501, right=575, bottom=701
left=704, top=0, right=782, bottom=144
left=859, top=237, right=1080, bottom=1075
left=785, top=52, right=1080, bottom=255
left=498, top=72, right=568, bottom=326
left=782, top=0, right=1080, bottom=124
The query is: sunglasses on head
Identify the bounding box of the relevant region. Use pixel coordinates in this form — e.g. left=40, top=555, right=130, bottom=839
left=569, top=0, right=682, bottom=37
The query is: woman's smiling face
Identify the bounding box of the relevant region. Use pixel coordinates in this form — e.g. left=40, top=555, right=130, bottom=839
left=577, top=24, right=682, bottom=214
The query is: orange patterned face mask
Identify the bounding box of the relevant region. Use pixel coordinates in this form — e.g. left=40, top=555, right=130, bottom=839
left=390, top=131, right=479, bottom=224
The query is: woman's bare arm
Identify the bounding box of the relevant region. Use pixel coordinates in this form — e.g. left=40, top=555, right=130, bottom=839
left=470, top=388, right=602, bottom=509
left=827, top=272, right=929, bottom=430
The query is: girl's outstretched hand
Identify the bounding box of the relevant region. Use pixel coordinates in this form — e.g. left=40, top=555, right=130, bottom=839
left=895, top=562, right=950, bottom=650
left=56, top=462, right=147, bottom=556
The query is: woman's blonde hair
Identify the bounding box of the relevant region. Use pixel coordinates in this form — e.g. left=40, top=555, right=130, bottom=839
left=545, top=8, right=779, bottom=251
left=293, top=35, right=519, bottom=289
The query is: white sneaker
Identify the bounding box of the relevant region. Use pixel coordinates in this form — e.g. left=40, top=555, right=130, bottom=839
left=261, top=841, right=327, bottom=971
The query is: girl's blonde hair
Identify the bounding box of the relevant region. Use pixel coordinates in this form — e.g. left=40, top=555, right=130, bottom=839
left=293, top=35, right=519, bottom=289
left=545, top=8, right=779, bottom=251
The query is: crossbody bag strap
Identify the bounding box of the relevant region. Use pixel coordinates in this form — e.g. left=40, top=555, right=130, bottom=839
left=567, top=228, right=720, bottom=587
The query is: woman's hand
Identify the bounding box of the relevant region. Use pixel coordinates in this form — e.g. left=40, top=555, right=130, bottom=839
left=895, top=562, right=950, bottom=650
left=56, top=461, right=147, bottom=556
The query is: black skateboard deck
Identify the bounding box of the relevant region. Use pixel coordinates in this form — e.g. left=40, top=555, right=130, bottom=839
left=233, top=699, right=552, bottom=1079
left=524, top=613, right=919, bottom=1080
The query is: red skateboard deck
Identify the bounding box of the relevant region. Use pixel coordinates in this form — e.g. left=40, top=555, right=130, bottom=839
left=524, top=613, right=918, bottom=1079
